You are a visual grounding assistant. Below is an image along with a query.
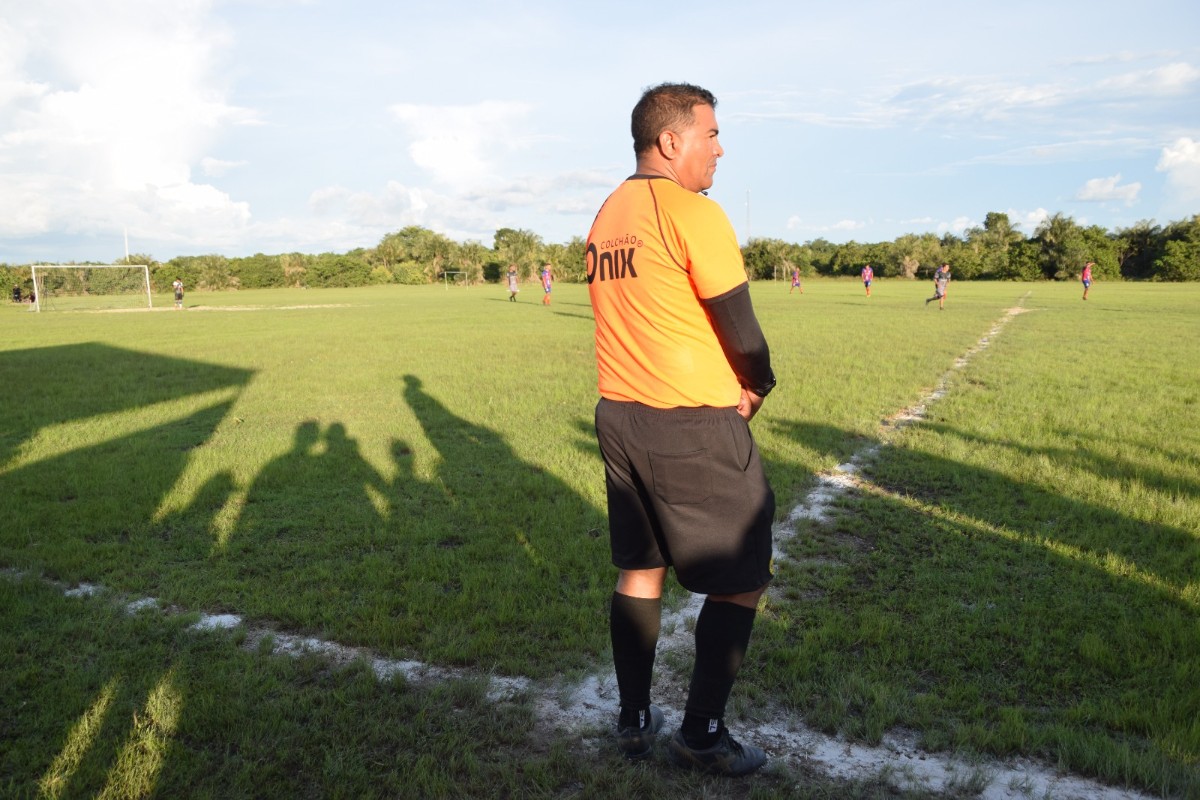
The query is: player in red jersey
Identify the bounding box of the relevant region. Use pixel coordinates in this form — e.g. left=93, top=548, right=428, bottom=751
left=540, top=263, right=553, bottom=305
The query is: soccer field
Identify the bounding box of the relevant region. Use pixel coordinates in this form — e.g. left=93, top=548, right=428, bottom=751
left=2, top=279, right=1197, bottom=798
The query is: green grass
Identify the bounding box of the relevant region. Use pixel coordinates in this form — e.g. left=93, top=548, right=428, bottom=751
left=2, top=279, right=1197, bottom=797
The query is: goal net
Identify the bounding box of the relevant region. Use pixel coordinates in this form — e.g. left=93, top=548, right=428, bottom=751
left=30, top=264, right=153, bottom=312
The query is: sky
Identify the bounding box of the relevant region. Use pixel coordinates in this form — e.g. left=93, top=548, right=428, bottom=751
left=2, top=0, right=1199, bottom=265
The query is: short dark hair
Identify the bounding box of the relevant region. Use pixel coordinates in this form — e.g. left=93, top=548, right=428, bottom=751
left=631, top=83, right=717, bottom=155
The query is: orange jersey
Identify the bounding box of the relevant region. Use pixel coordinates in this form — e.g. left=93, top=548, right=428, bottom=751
left=586, top=176, right=747, bottom=408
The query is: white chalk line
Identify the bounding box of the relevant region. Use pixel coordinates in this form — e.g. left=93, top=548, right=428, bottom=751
left=2, top=295, right=1160, bottom=797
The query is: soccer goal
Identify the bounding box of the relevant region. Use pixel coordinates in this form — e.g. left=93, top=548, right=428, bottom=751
left=29, top=264, right=153, bottom=313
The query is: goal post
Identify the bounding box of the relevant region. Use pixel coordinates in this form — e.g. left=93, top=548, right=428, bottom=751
left=30, top=264, right=153, bottom=312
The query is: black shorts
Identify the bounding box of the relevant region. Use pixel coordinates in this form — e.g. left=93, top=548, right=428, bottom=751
left=594, top=398, right=775, bottom=595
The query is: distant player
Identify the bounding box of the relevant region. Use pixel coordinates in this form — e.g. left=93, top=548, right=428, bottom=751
left=790, top=267, right=802, bottom=295
left=506, top=265, right=520, bottom=302
left=861, top=264, right=873, bottom=297
left=926, top=263, right=950, bottom=309
left=541, top=263, right=554, bottom=306
left=172, top=278, right=184, bottom=310
left=1081, top=261, right=1093, bottom=301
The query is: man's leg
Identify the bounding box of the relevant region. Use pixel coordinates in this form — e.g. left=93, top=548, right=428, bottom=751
left=680, top=585, right=765, bottom=745
left=612, top=567, right=667, bottom=757
left=668, top=584, right=769, bottom=776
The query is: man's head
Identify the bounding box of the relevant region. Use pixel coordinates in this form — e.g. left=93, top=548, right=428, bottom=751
left=631, top=83, right=723, bottom=193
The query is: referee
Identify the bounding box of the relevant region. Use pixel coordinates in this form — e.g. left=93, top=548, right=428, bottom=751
left=586, top=82, right=776, bottom=777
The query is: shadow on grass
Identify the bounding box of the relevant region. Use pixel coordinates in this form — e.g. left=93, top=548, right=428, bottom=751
left=0, top=343, right=253, bottom=468
left=0, top=344, right=253, bottom=583
left=0, top=348, right=619, bottom=796
left=759, top=419, right=1198, bottom=797
left=1, top=343, right=612, bottom=677
left=0, top=334, right=614, bottom=681
left=178, top=375, right=609, bottom=677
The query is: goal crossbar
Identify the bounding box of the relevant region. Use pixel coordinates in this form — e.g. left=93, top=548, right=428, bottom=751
left=30, top=264, right=153, bottom=312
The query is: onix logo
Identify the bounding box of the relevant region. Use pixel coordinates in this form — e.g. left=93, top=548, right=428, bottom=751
left=585, top=243, right=638, bottom=284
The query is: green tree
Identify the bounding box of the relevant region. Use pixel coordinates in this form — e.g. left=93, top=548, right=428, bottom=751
left=804, top=238, right=839, bottom=275
left=1154, top=238, right=1200, bottom=281
left=452, top=241, right=491, bottom=285
left=1034, top=213, right=1090, bottom=280
left=309, top=253, right=370, bottom=287
left=942, top=236, right=984, bottom=280
left=231, top=253, right=286, bottom=289
left=373, top=226, right=456, bottom=283
left=1153, top=215, right=1200, bottom=281
left=1079, top=225, right=1120, bottom=280
left=493, top=228, right=544, bottom=281
left=1004, top=240, right=1044, bottom=281
left=1114, top=220, right=1162, bottom=279
left=829, top=241, right=867, bottom=277
left=167, top=254, right=232, bottom=291
left=280, top=253, right=308, bottom=288
left=892, top=233, right=943, bottom=279
left=970, top=212, right=1025, bottom=278
left=742, top=238, right=796, bottom=281
left=543, top=237, right=587, bottom=283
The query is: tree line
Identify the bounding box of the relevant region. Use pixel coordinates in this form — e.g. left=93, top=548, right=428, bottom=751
left=744, top=212, right=1200, bottom=283
left=4, top=212, right=1198, bottom=294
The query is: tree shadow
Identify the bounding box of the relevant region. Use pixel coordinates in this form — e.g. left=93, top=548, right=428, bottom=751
left=760, top=418, right=1197, bottom=793
left=0, top=343, right=253, bottom=469
left=0, top=344, right=252, bottom=582
left=923, top=421, right=1200, bottom=502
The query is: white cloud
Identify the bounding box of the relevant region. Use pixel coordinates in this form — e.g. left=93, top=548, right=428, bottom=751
left=1012, top=208, right=1050, bottom=232
left=201, top=157, right=247, bottom=177
left=390, top=101, right=535, bottom=188
left=308, top=181, right=429, bottom=229
left=1156, top=137, right=1200, bottom=204
left=1076, top=174, right=1141, bottom=205
left=937, top=216, right=976, bottom=237
left=0, top=0, right=257, bottom=246
left=786, top=216, right=868, bottom=234
left=1097, top=62, right=1200, bottom=95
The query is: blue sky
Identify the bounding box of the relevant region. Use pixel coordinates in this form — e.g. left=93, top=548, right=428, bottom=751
left=2, top=0, right=1198, bottom=264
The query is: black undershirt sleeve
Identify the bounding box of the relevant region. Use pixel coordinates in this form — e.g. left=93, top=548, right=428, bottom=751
left=701, top=282, right=777, bottom=398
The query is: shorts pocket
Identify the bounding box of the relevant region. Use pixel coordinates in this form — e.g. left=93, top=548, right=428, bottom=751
left=649, top=449, right=711, bottom=505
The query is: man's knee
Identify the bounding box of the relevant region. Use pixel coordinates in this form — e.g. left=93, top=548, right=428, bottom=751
left=708, top=583, right=769, bottom=609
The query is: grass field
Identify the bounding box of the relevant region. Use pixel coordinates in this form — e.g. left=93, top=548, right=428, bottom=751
left=1, top=278, right=1197, bottom=798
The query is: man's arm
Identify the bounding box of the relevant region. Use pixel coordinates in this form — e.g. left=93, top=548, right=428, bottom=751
left=702, top=282, right=776, bottom=404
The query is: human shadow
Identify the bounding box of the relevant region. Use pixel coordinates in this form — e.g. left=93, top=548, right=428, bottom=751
left=393, top=374, right=608, bottom=673
left=185, top=419, right=401, bottom=634
left=148, top=375, right=610, bottom=675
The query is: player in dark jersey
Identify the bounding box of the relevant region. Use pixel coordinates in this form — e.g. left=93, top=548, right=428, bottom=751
left=926, top=263, right=950, bottom=309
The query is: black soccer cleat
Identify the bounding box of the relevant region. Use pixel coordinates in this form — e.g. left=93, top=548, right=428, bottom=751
left=667, top=727, right=767, bottom=777
left=616, top=705, right=665, bottom=760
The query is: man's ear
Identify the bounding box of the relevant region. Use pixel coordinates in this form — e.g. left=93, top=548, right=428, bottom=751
left=656, top=129, right=679, bottom=159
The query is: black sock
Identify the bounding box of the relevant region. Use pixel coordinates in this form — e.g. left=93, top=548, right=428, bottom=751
left=681, top=712, right=723, bottom=749
left=682, top=599, right=757, bottom=746
left=610, top=592, right=661, bottom=726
